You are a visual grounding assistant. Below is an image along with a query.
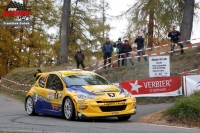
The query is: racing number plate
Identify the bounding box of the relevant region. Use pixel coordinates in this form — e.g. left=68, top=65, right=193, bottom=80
left=112, top=112, right=119, bottom=115
left=104, top=101, right=125, bottom=106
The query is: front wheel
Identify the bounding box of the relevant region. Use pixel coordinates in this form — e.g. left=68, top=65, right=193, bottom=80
left=63, top=97, right=75, bottom=120
left=25, top=96, right=37, bottom=115
left=117, top=115, right=131, bottom=121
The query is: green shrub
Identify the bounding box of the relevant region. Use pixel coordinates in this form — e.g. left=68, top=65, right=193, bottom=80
left=164, top=91, right=200, bottom=120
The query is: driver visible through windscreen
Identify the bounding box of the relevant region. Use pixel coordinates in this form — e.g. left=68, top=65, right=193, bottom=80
left=63, top=74, right=109, bottom=86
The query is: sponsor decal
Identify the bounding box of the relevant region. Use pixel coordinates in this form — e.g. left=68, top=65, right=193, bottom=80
left=183, top=75, right=200, bottom=96
left=78, top=105, right=88, bottom=110
left=59, top=94, right=62, bottom=101
left=33, top=94, right=49, bottom=103
left=94, top=85, right=108, bottom=89
left=47, top=92, right=55, bottom=99
left=121, top=76, right=182, bottom=97
left=52, top=106, right=59, bottom=111
left=54, top=93, right=58, bottom=99
left=76, top=99, right=86, bottom=103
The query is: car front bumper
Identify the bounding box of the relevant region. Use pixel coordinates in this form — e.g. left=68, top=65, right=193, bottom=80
left=75, top=98, right=136, bottom=118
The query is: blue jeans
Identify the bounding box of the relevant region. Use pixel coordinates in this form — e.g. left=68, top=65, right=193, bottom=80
left=124, top=53, right=134, bottom=66
left=137, top=49, right=147, bottom=62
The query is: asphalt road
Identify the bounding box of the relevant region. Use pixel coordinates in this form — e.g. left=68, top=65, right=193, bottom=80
left=0, top=94, right=199, bottom=133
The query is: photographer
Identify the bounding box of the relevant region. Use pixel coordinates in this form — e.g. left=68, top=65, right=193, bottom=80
left=168, top=26, right=184, bottom=55
left=113, top=38, right=124, bottom=67
left=134, top=35, right=147, bottom=62
left=34, top=69, right=42, bottom=80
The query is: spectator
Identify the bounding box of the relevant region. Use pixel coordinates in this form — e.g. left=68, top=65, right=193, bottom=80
left=34, top=69, right=42, bottom=80
left=113, top=38, right=124, bottom=67
left=168, top=26, right=184, bottom=55
left=74, top=48, right=85, bottom=69
left=122, top=40, right=134, bottom=66
left=134, top=35, right=147, bottom=62
left=102, top=38, right=113, bottom=68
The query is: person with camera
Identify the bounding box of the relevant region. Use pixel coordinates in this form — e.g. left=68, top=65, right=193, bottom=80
left=34, top=69, right=42, bottom=80
left=113, top=38, right=124, bottom=67
left=168, top=26, right=184, bottom=55
left=134, top=35, right=147, bottom=62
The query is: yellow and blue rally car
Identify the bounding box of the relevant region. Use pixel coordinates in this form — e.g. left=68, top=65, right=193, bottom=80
left=25, top=69, right=136, bottom=120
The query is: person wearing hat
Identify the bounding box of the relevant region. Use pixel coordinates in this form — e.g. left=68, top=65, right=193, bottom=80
left=122, top=40, right=134, bottom=66
left=34, top=69, right=42, bottom=80
left=113, top=38, right=124, bottom=67
left=134, top=35, right=147, bottom=62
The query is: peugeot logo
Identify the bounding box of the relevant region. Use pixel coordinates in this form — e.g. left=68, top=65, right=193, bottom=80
left=108, top=93, right=115, bottom=97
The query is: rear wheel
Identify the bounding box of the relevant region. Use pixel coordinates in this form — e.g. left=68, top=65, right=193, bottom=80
left=117, top=115, right=131, bottom=121
left=25, top=97, right=37, bottom=115
left=63, top=97, right=75, bottom=120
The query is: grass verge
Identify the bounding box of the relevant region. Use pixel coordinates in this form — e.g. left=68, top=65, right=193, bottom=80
left=163, top=91, right=200, bottom=127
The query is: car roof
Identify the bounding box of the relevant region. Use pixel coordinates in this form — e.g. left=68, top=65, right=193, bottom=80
left=37, top=69, right=96, bottom=77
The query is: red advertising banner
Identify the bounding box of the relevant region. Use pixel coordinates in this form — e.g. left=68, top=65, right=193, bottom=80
left=120, top=76, right=182, bottom=97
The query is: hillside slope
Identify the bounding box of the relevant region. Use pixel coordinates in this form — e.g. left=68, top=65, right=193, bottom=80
left=0, top=48, right=199, bottom=102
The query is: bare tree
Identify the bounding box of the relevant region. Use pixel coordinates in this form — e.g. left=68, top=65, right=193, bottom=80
left=180, top=0, right=194, bottom=42
left=57, top=0, right=71, bottom=65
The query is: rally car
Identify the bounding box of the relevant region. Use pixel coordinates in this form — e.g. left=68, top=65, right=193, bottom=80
left=25, top=69, right=136, bottom=120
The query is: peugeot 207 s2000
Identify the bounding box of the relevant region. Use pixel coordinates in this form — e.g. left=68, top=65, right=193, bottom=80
left=25, top=69, right=136, bottom=120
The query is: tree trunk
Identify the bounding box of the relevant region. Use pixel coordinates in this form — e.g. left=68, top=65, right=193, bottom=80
left=57, top=0, right=71, bottom=65
left=180, top=0, right=194, bottom=42
left=148, top=10, right=154, bottom=47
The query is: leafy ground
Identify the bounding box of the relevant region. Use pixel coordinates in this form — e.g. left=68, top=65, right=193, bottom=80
left=0, top=45, right=200, bottom=129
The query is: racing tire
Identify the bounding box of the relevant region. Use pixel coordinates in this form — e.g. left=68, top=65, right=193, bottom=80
left=117, top=115, right=131, bottom=121
left=62, top=97, right=75, bottom=121
left=25, top=96, right=38, bottom=116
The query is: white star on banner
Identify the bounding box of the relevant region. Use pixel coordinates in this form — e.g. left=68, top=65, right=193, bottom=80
left=129, top=80, right=143, bottom=93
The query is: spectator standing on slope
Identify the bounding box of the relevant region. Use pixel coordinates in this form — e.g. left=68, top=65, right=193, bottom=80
left=122, top=40, right=134, bottom=66
left=74, top=48, right=85, bottom=69
left=168, top=26, right=184, bottom=55
left=102, top=38, right=113, bottom=69
left=113, top=38, right=124, bottom=67
left=134, top=35, right=147, bottom=62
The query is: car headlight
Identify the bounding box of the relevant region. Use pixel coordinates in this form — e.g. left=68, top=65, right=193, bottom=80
left=123, top=89, right=131, bottom=98
left=77, top=92, right=97, bottom=100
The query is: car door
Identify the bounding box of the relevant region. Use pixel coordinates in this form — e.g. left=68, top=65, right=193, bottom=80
left=33, top=74, right=49, bottom=113
left=44, top=74, right=64, bottom=116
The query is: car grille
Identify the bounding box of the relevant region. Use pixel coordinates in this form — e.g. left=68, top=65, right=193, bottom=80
left=96, top=99, right=126, bottom=103
left=99, top=105, right=126, bottom=112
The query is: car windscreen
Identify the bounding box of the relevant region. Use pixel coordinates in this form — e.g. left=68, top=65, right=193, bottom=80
left=63, top=74, right=109, bottom=86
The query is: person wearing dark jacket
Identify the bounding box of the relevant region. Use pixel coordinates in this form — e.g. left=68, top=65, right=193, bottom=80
left=168, top=26, right=184, bottom=54
left=122, top=40, right=134, bottom=66
left=113, top=38, right=124, bottom=67
left=134, top=35, right=147, bottom=62
left=102, top=38, right=113, bottom=68
left=74, top=48, right=85, bottom=69
left=34, top=69, right=42, bottom=80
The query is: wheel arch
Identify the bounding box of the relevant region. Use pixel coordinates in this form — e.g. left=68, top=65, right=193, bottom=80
left=24, top=95, right=32, bottom=111
left=61, top=95, right=77, bottom=119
